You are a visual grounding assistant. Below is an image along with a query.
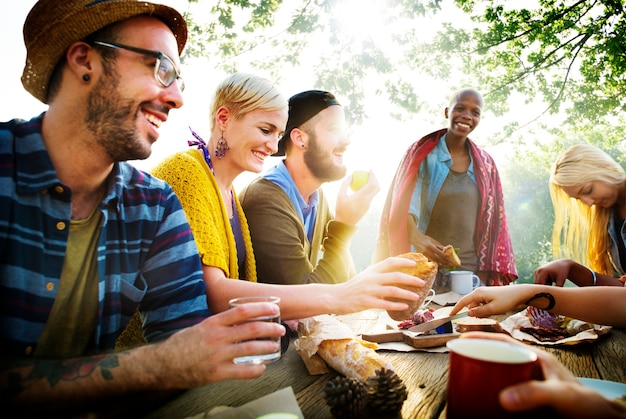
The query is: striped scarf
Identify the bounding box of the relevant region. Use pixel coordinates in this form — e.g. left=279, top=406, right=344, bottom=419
left=374, top=129, right=517, bottom=285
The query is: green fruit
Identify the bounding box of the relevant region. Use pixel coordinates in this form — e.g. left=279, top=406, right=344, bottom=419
left=350, top=170, right=369, bottom=191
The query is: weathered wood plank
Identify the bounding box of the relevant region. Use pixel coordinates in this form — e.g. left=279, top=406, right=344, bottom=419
left=144, top=312, right=626, bottom=419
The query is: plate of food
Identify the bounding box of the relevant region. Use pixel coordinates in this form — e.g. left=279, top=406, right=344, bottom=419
left=578, top=377, right=626, bottom=401
left=500, top=306, right=612, bottom=346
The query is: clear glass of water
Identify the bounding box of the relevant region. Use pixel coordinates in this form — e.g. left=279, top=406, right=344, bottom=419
left=228, top=296, right=281, bottom=365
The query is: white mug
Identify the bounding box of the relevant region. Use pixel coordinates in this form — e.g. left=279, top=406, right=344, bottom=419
left=422, top=288, right=436, bottom=308
left=449, top=270, right=480, bottom=295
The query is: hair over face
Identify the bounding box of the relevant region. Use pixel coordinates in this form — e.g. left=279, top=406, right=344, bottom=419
left=549, top=143, right=625, bottom=275
left=550, top=143, right=626, bottom=188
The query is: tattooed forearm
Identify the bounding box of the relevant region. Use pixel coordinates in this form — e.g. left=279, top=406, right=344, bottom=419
left=524, top=292, right=556, bottom=311
left=2, top=354, right=120, bottom=401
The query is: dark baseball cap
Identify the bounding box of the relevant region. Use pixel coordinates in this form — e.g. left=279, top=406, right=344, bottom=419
left=274, top=90, right=341, bottom=156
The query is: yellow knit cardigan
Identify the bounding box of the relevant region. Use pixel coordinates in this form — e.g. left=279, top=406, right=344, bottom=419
left=151, top=149, right=257, bottom=281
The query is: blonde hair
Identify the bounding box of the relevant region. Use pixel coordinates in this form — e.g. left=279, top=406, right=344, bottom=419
left=550, top=144, right=626, bottom=274
left=209, top=73, right=287, bottom=130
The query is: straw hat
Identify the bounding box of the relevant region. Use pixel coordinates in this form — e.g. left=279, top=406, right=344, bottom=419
left=21, top=0, right=188, bottom=104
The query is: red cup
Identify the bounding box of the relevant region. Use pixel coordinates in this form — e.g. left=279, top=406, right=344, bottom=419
left=446, top=338, right=539, bottom=419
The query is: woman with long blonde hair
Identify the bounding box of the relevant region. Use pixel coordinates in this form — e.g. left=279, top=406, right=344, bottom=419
left=534, top=144, right=626, bottom=287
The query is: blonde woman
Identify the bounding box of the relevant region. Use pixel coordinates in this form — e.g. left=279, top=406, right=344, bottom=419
left=534, top=144, right=626, bottom=287
left=152, top=73, right=428, bottom=319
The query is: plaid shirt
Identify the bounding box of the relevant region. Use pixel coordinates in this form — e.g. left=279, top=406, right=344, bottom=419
left=0, top=114, right=210, bottom=356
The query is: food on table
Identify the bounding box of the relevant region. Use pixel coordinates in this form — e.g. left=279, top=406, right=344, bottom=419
left=442, top=244, right=462, bottom=267
left=295, top=315, right=394, bottom=382
left=387, top=252, right=438, bottom=321
left=519, top=306, right=594, bottom=342
left=397, top=308, right=435, bottom=330
left=454, top=316, right=504, bottom=333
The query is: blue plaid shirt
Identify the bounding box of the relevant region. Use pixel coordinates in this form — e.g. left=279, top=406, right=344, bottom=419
left=0, top=114, right=210, bottom=356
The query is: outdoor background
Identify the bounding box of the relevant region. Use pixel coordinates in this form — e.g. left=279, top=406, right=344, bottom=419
left=2, top=0, right=625, bottom=282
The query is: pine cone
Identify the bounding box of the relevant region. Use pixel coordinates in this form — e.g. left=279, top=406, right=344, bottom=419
left=324, top=375, right=368, bottom=418
left=366, top=368, right=408, bottom=416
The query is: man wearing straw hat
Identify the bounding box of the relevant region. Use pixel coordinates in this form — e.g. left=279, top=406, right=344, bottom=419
left=0, top=0, right=284, bottom=416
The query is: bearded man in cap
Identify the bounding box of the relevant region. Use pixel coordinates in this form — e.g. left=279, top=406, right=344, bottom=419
left=0, top=0, right=284, bottom=415
left=240, top=90, right=380, bottom=285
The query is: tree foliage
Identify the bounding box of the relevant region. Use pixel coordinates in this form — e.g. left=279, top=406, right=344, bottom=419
left=449, top=0, right=626, bottom=126
left=183, top=0, right=445, bottom=125
left=182, top=0, right=625, bottom=130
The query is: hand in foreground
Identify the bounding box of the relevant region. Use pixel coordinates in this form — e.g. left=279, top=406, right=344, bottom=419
left=160, top=302, right=285, bottom=387
left=460, top=332, right=626, bottom=418
left=334, top=171, right=380, bottom=226
left=533, top=259, right=577, bottom=287
left=449, top=285, right=524, bottom=317
left=330, top=256, right=426, bottom=315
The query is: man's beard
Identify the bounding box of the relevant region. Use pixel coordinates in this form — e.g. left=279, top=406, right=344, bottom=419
left=85, top=69, right=155, bottom=162
left=303, top=131, right=347, bottom=182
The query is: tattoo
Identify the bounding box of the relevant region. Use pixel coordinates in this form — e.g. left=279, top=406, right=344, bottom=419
left=524, top=292, right=556, bottom=311
left=3, top=354, right=120, bottom=399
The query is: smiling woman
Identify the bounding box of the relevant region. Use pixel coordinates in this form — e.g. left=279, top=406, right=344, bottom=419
left=150, top=73, right=288, bottom=286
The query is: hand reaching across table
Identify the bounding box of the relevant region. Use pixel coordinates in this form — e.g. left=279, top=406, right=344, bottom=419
left=449, top=284, right=626, bottom=328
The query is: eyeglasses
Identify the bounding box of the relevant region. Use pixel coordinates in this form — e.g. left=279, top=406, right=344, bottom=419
left=91, top=41, right=184, bottom=91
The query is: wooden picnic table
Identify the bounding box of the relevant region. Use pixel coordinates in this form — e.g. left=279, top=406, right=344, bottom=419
left=144, top=308, right=626, bottom=418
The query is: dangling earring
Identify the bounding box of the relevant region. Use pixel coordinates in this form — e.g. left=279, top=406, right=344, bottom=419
left=215, top=132, right=230, bottom=159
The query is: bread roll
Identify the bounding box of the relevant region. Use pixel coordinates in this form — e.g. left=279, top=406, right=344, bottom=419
left=387, top=252, right=438, bottom=321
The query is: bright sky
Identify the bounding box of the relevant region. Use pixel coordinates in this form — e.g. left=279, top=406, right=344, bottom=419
left=1, top=1, right=532, bottom=210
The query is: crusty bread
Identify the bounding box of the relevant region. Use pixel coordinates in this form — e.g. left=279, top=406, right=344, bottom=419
left=442, top=245, right=462, bottom=267
left=454, top=316, right=504, bottom=333
left=317, top=338, right=392, bottom=382
left=387, top=252, right=438, bottom=321
left=295, top=315, right=393, bottom=382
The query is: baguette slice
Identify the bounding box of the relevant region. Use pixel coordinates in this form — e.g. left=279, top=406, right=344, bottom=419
left=454, top=316, right=504, bottom=333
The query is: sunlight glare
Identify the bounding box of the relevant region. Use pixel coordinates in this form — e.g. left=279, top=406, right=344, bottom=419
left=333, top=0, right=387, bottom=43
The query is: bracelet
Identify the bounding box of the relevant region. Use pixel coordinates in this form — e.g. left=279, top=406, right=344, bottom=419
left=588, top=267, right=597, bottom=286
left=525, top=292, right=555, bottom=311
